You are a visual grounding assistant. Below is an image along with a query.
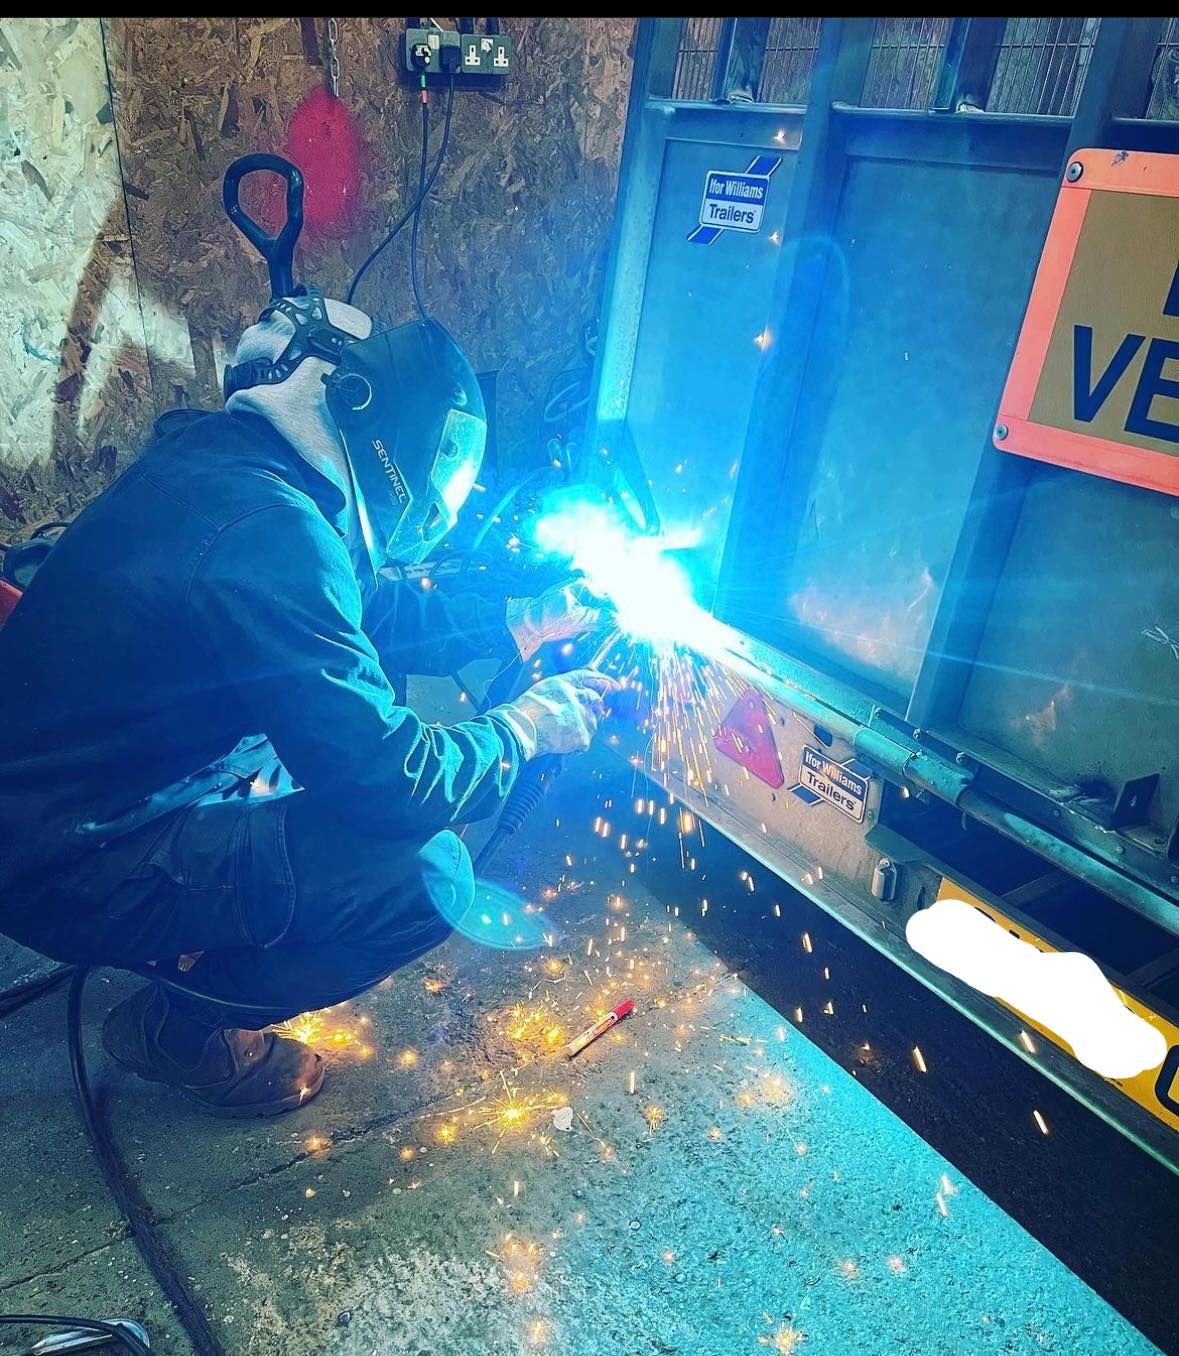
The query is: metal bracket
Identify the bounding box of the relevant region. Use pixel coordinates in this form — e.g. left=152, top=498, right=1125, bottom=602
left=1110, top=773, right=1160, bottom=830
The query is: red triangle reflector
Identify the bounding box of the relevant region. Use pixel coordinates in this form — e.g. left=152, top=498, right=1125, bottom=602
left=714, top=689, right=784, bottom=788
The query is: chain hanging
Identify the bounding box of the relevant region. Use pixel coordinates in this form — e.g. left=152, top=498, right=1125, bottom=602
left=325, top=17, right=340, bottom=98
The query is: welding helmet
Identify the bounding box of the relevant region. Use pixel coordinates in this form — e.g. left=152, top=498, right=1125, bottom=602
left=223, top=288, right=486, bottom=568
left=323, top=317, right=486, bottom=567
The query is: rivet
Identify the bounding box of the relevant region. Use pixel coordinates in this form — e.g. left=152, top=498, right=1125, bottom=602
left=995, top=424, right=1009, bottom=441
left=1066, top=160, right=1083, bottom=182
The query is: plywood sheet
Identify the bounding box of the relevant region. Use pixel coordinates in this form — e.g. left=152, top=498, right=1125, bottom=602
left=0, top=17, right=633, bottom=536
left=0, top=17, right=152, bottom=530
left=105, top=16, right=633, bottom=465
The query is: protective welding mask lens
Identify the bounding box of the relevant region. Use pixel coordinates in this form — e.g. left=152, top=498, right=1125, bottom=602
left=437, top=407, right=485, bottom=520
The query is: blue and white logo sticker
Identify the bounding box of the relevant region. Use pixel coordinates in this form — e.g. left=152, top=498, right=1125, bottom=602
left=792, top=746, right=871, bottom=823
left=688, top=153, right=781, bottom=246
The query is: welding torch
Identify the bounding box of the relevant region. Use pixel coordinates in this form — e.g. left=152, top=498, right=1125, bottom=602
left=473, top=624, right=622, bottom=873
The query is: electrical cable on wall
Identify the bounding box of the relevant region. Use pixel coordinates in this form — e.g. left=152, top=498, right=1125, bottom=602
left=410, top=86, right=430, bottom=317
left=348, top=73, right=456, bottom=309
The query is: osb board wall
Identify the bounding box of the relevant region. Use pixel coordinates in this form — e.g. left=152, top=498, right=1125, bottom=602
left=0, top=18, right=154, bottom=532
left=0, top=16, right=634, bottom=537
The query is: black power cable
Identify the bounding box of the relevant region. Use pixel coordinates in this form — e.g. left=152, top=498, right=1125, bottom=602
left=0, top=963, right=74, bottom=1019
left=0, top=964, right=292, bottom=1354
left=409, top=92, right=430, bottom=319
left=65, top=968, right=229, bottom=1356
left=347, top=75, right=456, bottom=309
left=0, top=1314, right=150, bottom=1356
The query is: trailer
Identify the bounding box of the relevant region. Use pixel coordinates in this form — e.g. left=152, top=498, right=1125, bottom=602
left=589, top=16, right=1179, bottom=1174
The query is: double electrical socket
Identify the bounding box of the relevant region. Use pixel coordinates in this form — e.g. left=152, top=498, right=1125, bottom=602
left=402, top=25, right=512, bottom=81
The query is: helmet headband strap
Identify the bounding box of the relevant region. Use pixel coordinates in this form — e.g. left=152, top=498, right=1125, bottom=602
left=222, top=288, right=360, bottom=400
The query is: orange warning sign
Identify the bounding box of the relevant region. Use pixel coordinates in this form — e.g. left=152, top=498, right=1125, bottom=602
left=997, top=149, right=1179, bottom=497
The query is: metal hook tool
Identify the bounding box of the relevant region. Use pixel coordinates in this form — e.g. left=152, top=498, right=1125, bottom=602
left=222, top=153, right=305, bottom=300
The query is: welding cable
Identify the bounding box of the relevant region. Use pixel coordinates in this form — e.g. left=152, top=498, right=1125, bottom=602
left=65, top=967, right=231, bottom=1356
left=473, top=753, right=566, bottom=872
left=0, top=1314, right=151, bottom=1356
left=469, top=465, right=554, bottom=552
left=0, top=958, right=358, bottom=1355
left=0, top=962, right=74, bottom=1019
left=541, top=369, right=590, bottom=427
left=347, top=74, right=456, bottom=307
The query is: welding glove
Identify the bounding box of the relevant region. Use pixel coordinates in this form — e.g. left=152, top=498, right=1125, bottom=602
left=505, top=580, right=603, bottom=661
left=494, top=668, right=620, bottom=758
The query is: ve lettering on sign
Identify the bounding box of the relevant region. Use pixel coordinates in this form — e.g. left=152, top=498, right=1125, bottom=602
left=1074, top=260, right=1179, bottom=445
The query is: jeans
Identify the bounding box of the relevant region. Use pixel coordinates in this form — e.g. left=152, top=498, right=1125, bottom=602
left=0, top=784, right=472, bottom=1030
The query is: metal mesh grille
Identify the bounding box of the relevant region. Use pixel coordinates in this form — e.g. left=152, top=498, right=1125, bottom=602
left=671, top=18, right=724, bottom=101
left=756, top=17, right=822, bottom=105
left=861, top=18, right=951, bottom=109
left=986, top=18, right=1100, bottom=116
left=1146, top=18, right=1179, bottom=119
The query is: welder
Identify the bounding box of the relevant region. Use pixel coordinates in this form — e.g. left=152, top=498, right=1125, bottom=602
left=0, top=292, right=616, bottom=1117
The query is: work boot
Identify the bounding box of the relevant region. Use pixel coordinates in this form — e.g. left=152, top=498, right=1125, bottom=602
left=101, top=984, right=325, bottom=1118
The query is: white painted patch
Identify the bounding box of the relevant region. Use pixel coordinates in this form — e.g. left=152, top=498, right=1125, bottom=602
left=905, top=897, right=1167, bottom=1080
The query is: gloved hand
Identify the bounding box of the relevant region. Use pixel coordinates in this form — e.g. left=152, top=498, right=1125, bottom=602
left=494, top=668, right=620, bottom=758
left=506, top=580, right=603, bottom=661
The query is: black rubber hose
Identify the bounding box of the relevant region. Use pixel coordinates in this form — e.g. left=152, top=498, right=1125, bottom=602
left=474, top=753, right=564, bottom=872
left=0, top=1314, right=150, bottom=1355
left=0, top=964, right=309, bottom=1356
left=66, top=968, right=229, bottom=1356
left=0, top=963, right=75, bottom=1019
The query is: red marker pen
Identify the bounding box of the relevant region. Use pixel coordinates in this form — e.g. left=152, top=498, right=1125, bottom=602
left=563, top=998, right=635, bottom=1058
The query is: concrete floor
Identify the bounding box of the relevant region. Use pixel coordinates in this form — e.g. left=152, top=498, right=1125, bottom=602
left=0, top=754, right=1166, bottom=1356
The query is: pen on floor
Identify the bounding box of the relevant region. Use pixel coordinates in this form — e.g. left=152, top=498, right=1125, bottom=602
left=564, top=998, right=634, bottom=1058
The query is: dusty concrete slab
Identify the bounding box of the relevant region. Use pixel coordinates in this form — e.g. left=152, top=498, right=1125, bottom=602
left=0, top=936, right=55, bottom=991
left=0, top=1237, right=194, bottom=1356
left=0, top=754, right=1166, bottom=1356
left=154, top=950, right=1160, bottom=1356
left=1, top=994, right=126, bottom=1288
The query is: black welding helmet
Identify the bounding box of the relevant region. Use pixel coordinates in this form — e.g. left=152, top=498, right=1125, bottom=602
left=223, top=289, right=486, bottom=570
left=323, top=318, right=486, bottom=568
left=220, top=155, right=486, bottom=569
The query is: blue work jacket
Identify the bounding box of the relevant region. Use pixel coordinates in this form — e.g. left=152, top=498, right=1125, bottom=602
left=0, top=410, right=523, bottom=909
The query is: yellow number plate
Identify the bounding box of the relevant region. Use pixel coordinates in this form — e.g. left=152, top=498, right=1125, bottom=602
left=937, top=880, right=1179, bottom=1135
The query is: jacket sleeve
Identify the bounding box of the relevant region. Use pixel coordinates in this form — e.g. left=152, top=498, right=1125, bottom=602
left=189, top=503, right=523, bottom=834
left=364, top=572, right=516, bottom=677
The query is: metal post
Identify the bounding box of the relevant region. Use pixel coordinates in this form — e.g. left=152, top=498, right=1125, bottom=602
left=713, top=18, right=771, bottom=102
left=931, top=17, right=1006, bottom=112
left=709, top=19, right=737, bottom=102
left=716, top=18, right=876, bottom=626
left=647, top=18, right=685, bottom=100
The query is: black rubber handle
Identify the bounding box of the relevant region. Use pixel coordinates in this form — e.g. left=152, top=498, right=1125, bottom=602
left=222, top=153, right=304, bottom=299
